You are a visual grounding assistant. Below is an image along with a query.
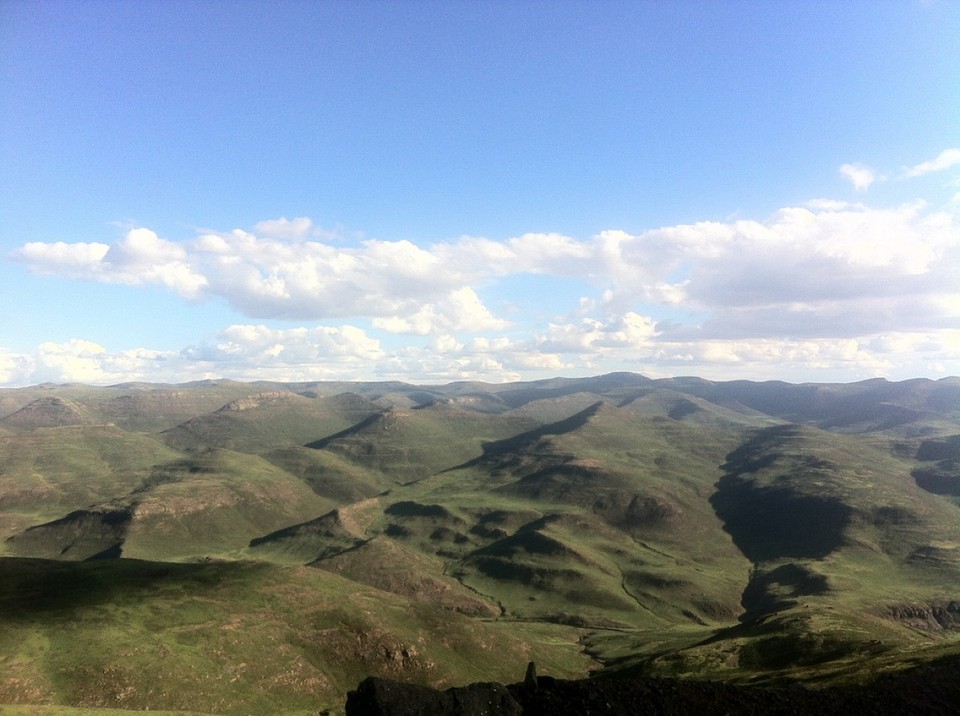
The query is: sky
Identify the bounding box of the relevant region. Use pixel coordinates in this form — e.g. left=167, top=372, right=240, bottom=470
left=1, top=0, right=959, bottom=387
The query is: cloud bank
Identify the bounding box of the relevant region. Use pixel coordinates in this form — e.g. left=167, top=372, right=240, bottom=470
left=6, top=151, right=960, bottom=386
left=14, top=202, right=957, bottom=334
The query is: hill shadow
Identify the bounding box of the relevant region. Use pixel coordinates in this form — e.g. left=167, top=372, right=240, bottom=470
left=709, top=428, right=853, bottom=562
left=305, top=410, right=387, bottom=450
left=0, top=557, right=259, bottom=620
left=454, top=401, right=604, bottom=470
left=739, top=563, right=831, bottom=619
left=912, top=435, right=960, bottom=497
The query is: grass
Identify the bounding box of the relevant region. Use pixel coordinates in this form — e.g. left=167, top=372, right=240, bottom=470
left=5, top=449, right=336, bottom=562
left=0, top=707, right=211, bottom=715
left=0, top=426, right=183, bottom=550
left=305, top=403, right=540, bottom=485
left=0, top=557, right=593, bottom=714
left=160, top=391, right=380, bottom=454
left=2, top=374, right=960, bottom=712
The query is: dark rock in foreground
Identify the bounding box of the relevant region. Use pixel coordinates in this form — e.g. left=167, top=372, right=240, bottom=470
left=347, top=655, right=960, bottom=715
left=345, top=677, right=521, bottom=715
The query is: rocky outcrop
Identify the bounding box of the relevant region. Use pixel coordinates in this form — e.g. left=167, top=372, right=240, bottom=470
left=346, top=655, right=960, bottom=716
left=345, top=676, right=521, bottom=716
left=218, top=391, right=300, bottom=411
left=883, top=601, right=960, bottom=630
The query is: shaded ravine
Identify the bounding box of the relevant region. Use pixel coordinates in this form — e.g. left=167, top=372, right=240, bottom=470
left=709, top=426, right=853, bottom=563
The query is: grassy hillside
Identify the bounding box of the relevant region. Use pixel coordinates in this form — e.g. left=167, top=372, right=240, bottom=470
left=588, top=420, right=960, bottom=684
left=1, top=374, right=959, bottom=713
left=0, top=425, right=184, bottom=544
left=6, top=449, right=336, bottom=562
left=160, top=391, right=381, bottom=454
left=327, top=402, right=751, bottom=632
left=304, top=402, right=540, bottom=484
left=0, top=558, right=592, bottom=713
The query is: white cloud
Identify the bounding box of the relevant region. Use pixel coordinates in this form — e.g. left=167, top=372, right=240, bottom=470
left=0, top=325, right=389, bottom=387
left=14, top=226, right=480, bottom=327
left=904, top=148, right=960, bottom=177
left=33, top=339, right=110, bottom=384
left=510, top=353, right=569, bottom=371
left=839, top=163, right=877, bottom=191
left=438, top=232, right=593, bottom=277
left=103, top=228, right=208, bottom=298
left=372, top=287, right=510, bottom=335
left=13, top=204, right=959, bottom=346
left=192, top=232, right=472, bottom=323
left=538, top=312, right=659, bottom=353
left=12, top=230, right=207, bottom=298
left=184, top=324, right=384, bottom=364
left=0, top=349, right=31, bottom=386
left=641, top=331, right=960, bottom=382
left=6, top=173, right=960, bottom=386
left=252, top=216, right=317, bottom=240
left=11, top=241, right=109, bottom=275
left=429, top=334, right=464, bottom=353
left=3, top=325, right=955, bottom=388
left=603, top=202, right=959, bottom=331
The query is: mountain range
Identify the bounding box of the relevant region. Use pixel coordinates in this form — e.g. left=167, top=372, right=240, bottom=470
left=1, top=373, right=959, bottom=714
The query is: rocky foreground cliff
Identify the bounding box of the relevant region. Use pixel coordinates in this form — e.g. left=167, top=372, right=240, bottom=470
left=346, top=657, right=960, bottom=715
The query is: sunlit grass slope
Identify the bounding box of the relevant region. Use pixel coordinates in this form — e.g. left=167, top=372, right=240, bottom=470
left=0, top=558, right=592, bottom=713
left=0, top=425, right=183, bottom=545
left=5, top=449, right=335, bottom=561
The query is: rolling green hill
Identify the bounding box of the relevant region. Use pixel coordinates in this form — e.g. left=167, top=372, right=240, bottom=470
left=0, top=425, right=184, bottom=543
left=5, top=449, right=336, bottom=562
left=1, top=374, right=959, bottom=713
left=0, top=557, right=591, bottom=713
left=160, top=391, right=381, bottom=454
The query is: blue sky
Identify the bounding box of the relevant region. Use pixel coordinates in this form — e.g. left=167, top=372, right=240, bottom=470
left=1, top=0, right=959, bottom=386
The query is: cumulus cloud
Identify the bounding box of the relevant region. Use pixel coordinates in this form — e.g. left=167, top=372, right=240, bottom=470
left=538, top=312, right=659, bottom=353
left=14, top=225, right=473, bottom=325
left=252, top=216, right=317, bottom=240
left=1, top=324, right=388, bottom=387
left=0, top=349, right=32, bottom=386
left=2, top=339, right=183, bottom=387
left=437, top=232, right=593, bottom=277
left=840, top=163, right=877, bottom=191
left=16, top=202, right=955, bottom=341
left=32, top=339, right=111, bottom=384
left=6, top=174, right=960, bottom=385
left=714, top=205, right=948, bottom=297
left=12, top=230, right=207, bottom=297
left=183, top=324, right=384, bottom=364
left=103, top=228, right=208, bottom=297
left=644, top=330, right=960, bottom=382
left=372, top=287, right=510, bottom=335
left=12, top=241, right=109, bottom=275
left=649, top=336, right=893, bottom=376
